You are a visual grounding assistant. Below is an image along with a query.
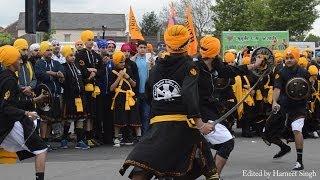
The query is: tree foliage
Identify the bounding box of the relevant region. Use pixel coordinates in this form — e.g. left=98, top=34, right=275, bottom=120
left=0, top=32, right=14, bottom=46
left=212, top=0, right=320, bottom=37
left=140, top=11, right=161, bottom=36
left=305, top=33, right=320, bottom=42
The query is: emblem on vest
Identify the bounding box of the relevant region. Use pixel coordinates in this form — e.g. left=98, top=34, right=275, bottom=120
left=153, top=79, right=181, bottom=101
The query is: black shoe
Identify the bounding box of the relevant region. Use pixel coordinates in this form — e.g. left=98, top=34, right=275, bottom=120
left=273, top=146, right=291, bottom=159
left=133, top=136, right=141, bottom=144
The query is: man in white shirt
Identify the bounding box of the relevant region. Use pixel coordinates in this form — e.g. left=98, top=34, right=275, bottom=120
left=51, top=40, right=66, bottom=64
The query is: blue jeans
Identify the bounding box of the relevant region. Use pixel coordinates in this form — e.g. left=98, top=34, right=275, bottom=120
left=138, top=93, right=150, bottom=135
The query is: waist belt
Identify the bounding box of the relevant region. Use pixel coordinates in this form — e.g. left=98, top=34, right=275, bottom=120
left=150, top=114, right=197, bottom=128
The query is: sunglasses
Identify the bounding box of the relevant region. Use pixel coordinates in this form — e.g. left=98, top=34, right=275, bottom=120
left=21, top=48, right=28, bottom=51
left=33, top=49, right=39, bottom=52
left=46, top=49, right=53, bottom=52
left=76, top=44, right=83, bottom=46
left=52, top=44, right=60, bottom=46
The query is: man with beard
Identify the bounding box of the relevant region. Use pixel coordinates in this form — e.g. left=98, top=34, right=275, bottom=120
left=51, top=40, right=66, bottom=64
left=272, top=47, right=311, bottom=170
left=13, top=39, right=37, bottom=112
left=0, top=45, right=48, bottom=180
left=197, top=36, right=263, bottom=178
left=120, top=25, right=217, bottom=180
left=28, top=43, right=41, bottom=67
left=34, top=41, right=65, bottom=147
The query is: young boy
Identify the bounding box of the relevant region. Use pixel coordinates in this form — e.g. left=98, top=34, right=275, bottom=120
left=109, top=51, right=141, bottom=147
left=61, top=45, right=89, bottom=149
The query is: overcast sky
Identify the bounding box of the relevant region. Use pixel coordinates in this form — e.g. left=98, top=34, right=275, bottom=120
left=0, top=0, right=319, bottom=36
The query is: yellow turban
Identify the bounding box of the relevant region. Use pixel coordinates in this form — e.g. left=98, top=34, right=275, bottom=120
left=284, top=46, right=300, bottom=61
left=200, top=35, right=221, bottom=59
left=308, top=65, right=318, bottom=76
left=242, top=56, right=251, bottom=65
left=112, top=51, right=125, bottom=65
left=0, top=45, right=21, bottom=67
left=298, top=57, right=308, bottom=68
left=39, top=41, right=52, bottom=54
left=61, top=45, right=74, bottom=58
left=224, top=52, right=236, bottom=63
left=164, top=25, right=190, bottom=53
left=13, top=38, right=28, bottom=51
left=274, top=52, right=284, bottom=63
left=81, top=30, right=94, bottom=43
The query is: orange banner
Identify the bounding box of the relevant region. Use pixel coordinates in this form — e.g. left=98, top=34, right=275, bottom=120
left=185, top=6, right=198, bottom=56
left=129, top=6, right=144, bottom=40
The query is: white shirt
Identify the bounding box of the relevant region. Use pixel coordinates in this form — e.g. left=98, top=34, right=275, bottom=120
left=52, top=53, right=66, bottom=64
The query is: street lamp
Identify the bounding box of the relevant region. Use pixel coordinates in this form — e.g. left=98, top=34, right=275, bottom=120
left=102, top=25, right=107, bottom=39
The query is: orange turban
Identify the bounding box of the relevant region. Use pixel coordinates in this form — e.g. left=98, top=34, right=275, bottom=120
left=224, top=52, right=236, bottom=63
left=61, top=45, right=74, bottom=58
left=308, top=65, right=318, bottom=76
left=274, top=52, right=284, bottom=63
left=112, top=51, right=125, bottom=65
left=13, top=38, right=28, bottom=51
left=298, top=57, right=308, bottom=68
left=0, top=45, right=21, bottom=67
left=39, top=41, right=52, bottom=54
left=200, top=35, right=221, bottom=59
left=164, top=25, right=190, bottom=53
left=242, top=56, right=251, bottom=65
left=81, top=30, right=94, bottom=43
left=284, top=47, right=300, bottom=61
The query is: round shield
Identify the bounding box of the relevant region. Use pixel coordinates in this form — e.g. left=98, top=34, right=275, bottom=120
left=214, top=78, right=231, bottom=90
left=35, top=84, right=53, bottom=111
left=285, top=77, right=310, bottom=100
left=251, top=47, right=275, bottom=76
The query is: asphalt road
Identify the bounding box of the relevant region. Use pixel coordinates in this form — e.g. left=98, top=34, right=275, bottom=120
left=1, top=137, right=320, bottom=180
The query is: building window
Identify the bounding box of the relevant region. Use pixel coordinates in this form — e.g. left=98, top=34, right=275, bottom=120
left=64, top=34, right=71, bottom=42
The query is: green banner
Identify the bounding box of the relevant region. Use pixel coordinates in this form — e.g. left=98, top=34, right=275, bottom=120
left=222, top=31, right=289, bottom=53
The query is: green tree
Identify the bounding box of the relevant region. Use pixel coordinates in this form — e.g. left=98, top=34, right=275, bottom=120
left=140, top=11, right=161, bottom=36
left=212, top=0, right=319, bottom=37
left=42, top=29, right=56, bottom=41
left=304, top=33, right=320, bottom=42
left=0, top=32, right=14, bottom=46
left=211, top=0, right=253, bottom=35
left=266, top=0, right=319, bottom=38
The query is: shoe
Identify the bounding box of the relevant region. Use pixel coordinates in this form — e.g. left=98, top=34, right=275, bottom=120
left=132, top=136, right=141, bottom=145
left=87, top=140, right=95, bottom=148
left=292, top=161, right=304, bottom=171
left=273, top=146, right=291, bottom=159
left=124, top=140, right=134, bottom=146
left=60, top=139, right=68, bottom=149
left=113, top=138, right=121, bottom=147
left=75, top=140, right=90, bottom=150
left=313, top=131, right=319, bottom=138
left=90, top=139, right=101, bottom=146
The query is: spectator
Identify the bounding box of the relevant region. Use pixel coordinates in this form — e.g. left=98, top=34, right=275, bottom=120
left=61, top=45, right=89, bottom=150
left=29, top=43, right=41, bottom=66
left=131, top=40, right=151, bottom=134
left=109, top=51, right=141, bottom=147
left=35, top=41, right=65, bottom=147
left=13, top=39, right=37, bottom=111
left=51, top=40, right=66, bottom=64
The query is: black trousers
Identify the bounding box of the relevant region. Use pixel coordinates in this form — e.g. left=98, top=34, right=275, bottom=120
left=96, top=93, right=114, bottom=144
